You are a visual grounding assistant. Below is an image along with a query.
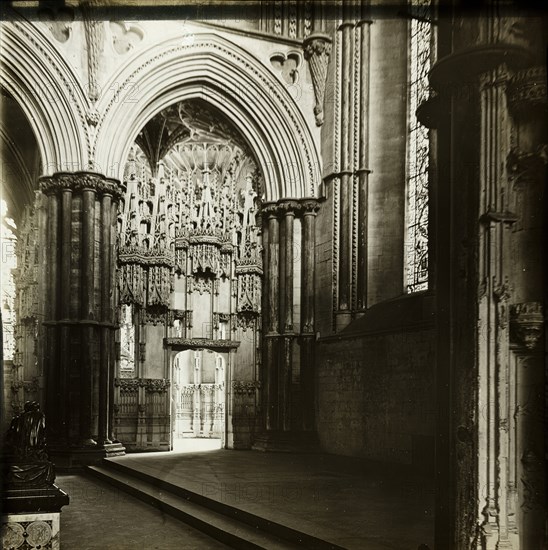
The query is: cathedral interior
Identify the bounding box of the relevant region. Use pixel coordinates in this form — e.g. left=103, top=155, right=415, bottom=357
left=0, top=1, right=546, bottom=549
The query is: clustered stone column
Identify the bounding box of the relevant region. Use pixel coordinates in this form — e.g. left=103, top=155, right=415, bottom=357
left=300, top=200, right=319, bottom=431
left=331, top=1, right=372, bottom=328
left=40, top=172, right=125, bottom=466
left=506, top=64, right=547, bottom=549
left=257, top=198, right=320, bottom=449
left=425, top=8, right=546, bottom=549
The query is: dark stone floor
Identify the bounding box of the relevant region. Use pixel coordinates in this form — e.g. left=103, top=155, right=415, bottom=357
left=56, top=473, right=229, bottom=549
left=105, top=449, right=435, bottom=549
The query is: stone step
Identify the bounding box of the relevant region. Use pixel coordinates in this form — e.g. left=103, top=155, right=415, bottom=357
left=86, top=460, right=346, bottom=550
left=86, top=464, right=295, bottom=550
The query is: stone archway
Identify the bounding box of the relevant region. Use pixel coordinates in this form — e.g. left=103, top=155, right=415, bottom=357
left=94, top=32, right=321, bottom=200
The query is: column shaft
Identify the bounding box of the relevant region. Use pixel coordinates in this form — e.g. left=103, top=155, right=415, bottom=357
left=279, top=207, right=294, bottom=431
left=356, top=17, right=371, bottom=313
left=45, top=193, right=60, bottom=434
left=98, top=193, right=112, bottom=444
left=301, top=205, right=317, bottom=431
left=337, top=19, right=354, bottom=325
left=265, top=210, right=280, bottom=430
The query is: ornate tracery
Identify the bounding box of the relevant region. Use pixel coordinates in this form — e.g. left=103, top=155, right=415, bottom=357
left=114, top=99, right=264, bottom=449
left=405, top=0, right=432, bottom=293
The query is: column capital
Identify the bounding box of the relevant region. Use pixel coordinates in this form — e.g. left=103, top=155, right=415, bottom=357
left=301, top=199, right=321, bottom=215
left=507, top=66, right=547, bottom=119
left=429, top=45, right=532, bottom=95
left=278, top=200, right=300, bottom=216
left=39, top=171, right=125, bottom=200
left=510, top=302, right=544, bottom=351
left=262, top=203, right=280, bottom=219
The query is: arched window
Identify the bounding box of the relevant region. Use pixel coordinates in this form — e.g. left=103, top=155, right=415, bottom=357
left=405, top=0, right=432, bottom=293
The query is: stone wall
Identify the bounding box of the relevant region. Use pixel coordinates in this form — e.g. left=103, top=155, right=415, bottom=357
left=316, top=294, right=436, bottom=471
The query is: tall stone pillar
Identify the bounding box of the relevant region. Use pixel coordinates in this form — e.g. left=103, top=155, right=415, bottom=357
left=262, top=204, right=280, bottom=431
left=254, top=199, right=319, bottom=451
left=355, top=9, right=372, bottom=315
left=336, top=13, right=354, bottom=330
left=278, top=201, right=296, bottom=431
left=506, top=63, right=547, bottom=550
left=428, top=7, right=546, bottom=549
left=300, top=200, right=319, bottom=432
left=39, top=172, right=126, bottom=467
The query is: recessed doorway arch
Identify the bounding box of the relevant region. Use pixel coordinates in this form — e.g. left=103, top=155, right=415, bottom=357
left=94, top=33, right=321, bottom=200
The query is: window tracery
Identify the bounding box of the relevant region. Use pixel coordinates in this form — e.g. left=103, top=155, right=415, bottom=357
left=405, top=0, right=432, bottom=293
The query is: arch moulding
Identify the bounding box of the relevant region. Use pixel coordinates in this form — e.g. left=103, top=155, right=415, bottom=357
left=94, top=33, right=321, bottom=201
left=0, top=18, right=90, bottom=174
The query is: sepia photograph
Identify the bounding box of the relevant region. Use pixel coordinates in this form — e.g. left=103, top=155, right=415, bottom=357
left=0, top=1, right=546, bottom=548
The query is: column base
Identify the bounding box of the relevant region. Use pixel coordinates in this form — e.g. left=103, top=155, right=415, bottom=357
left=251, top=431, right=320, bottom=453
left=49, top=442, right=126, bottom=469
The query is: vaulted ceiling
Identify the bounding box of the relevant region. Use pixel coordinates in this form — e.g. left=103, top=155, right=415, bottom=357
left=135, top=99, right=254, bottom=177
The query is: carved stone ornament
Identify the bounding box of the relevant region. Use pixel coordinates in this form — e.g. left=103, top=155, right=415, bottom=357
left=39, top=5, right=74, bottom=43
left=507, top=145, right=548, bottom=188
left=81, top=1, right=105, bottom=102
left=510, top=302, right=543, bottom=350
left=39, top=172, right=125, bottom=200
left=303, top=33, right=333, bottom=126
left=164, top=337, right=240, bottom=351
left=506, top=66, right=547, bottom=118
left=114, top=378, right=170, bottom=392
left=232, top=380, right=260, bottom=396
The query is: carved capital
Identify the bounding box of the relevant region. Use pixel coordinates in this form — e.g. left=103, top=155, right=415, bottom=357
left=303, top=33, right=332, bottom=126
left=278, top=200, right=301, bottom=215
left=301, top=199, right=320, bottom=215
left=510, top=302, right=543, bottom=350
left=262, top=204, right=280, bottom=219
left=507, top=66, right=547, bottom=118
left=39, top=172, right=125, bottom=200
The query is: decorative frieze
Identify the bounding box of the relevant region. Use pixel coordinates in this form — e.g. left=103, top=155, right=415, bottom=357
left=114, top=378, right=170, bottom=392
left=164, top=338, right=240, bottom=351
left=145, top=379, right=170, bottom=393
left=232, top=380, right=260, bottom=396
left=510, top=302, right=543, bottom=350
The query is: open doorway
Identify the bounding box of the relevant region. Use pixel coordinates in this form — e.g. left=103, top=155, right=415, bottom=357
left=172, top=349, right=225, bottom=452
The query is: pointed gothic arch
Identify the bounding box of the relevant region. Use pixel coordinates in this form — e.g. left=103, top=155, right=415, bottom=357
left=94, top=33, right=321, bottom=201
left=0, top=17, right=89, bottom=173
